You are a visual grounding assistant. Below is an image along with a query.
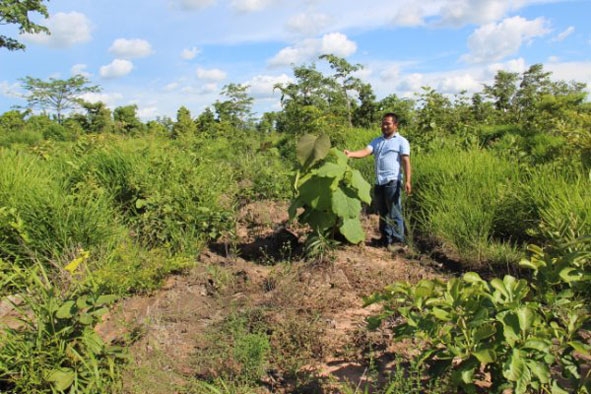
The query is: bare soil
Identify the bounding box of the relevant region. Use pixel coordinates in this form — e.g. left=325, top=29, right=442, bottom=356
left=95, top=201, right=453, bottom=393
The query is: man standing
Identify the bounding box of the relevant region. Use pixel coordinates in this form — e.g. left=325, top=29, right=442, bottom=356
left=344, top=112, right=411, bottom=251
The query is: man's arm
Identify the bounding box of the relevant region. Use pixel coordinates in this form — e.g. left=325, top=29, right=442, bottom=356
left=344, top=147, right=372, bottom=159
left=401, top=154, right=411, bottom=194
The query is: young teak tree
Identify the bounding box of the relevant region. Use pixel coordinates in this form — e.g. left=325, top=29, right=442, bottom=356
left=19, top=75, right=101, bottom=124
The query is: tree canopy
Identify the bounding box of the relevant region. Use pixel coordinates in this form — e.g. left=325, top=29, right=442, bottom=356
left=19, top=74, right=101, bottom=123
left=0, top=0, right=50, bottom=51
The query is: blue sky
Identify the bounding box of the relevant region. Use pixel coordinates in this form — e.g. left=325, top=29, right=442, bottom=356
left=1, top=0, right=590, bottom=121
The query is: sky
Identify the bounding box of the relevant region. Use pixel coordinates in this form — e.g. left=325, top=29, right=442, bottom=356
left=1, top=0, right=590, bottom=121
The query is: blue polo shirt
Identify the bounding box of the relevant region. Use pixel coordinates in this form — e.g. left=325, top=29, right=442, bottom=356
left=367, top=133, right=410, bottom=185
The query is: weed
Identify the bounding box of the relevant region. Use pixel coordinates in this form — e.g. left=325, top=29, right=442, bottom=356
left=0, top=257, right=127, bottom=393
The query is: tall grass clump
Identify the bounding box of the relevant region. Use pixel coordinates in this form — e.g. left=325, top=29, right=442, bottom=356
left=492, top=162, right=591, bottom=250
left=59, top=134, right=238, bottom=255
left=0, top=149, right=123, bottom=264
left=411, top=146, right=521, bottom=268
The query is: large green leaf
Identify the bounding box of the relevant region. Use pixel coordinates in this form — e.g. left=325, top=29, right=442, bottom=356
left=348, top=169, right=371, bottom=204
left=56, top=300, right=76, bottom=319
left=300, top=208, right=336, bottom=232
left=473, top=323, right=496, bottom=342
left=431, top=307, right=451, bottom=321
left=46, top=368, right=75, bottom=391
left=525, top=359, right=550, bottom=384
left=339, top=217, right=365, bottom=244
left=315, top=162, right=345, bottom=181
left=498, top=311, right=520, bottom=346
left=297, top=176, right=335, bottom=210
left=473, top=347, right=496, bottom=364
left=516, top=306, right=535, bottom=335
left=503, top=350, right=531, bottom=394
left=296, top=134, right=331, bottom=169
left=331, top=188, right=362, bottom=219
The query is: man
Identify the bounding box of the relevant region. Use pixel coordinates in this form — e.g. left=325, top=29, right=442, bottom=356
left=344, top=112, right=411, bottom=251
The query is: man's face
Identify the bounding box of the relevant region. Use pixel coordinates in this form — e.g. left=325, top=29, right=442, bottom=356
left=381, top=117, right=398, bottom=137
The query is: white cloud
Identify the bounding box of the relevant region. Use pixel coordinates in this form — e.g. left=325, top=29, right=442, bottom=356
left=100, top=59, right=134, bottom=79
left=0, top=81, right=21, bottom=100
left=380, top=65, right=402, bottom=81
left=392, top=3, right=426, bottom=27
left=164, top=82, right=180, bottom=91
left=438, top=73, right=482, bottom=93
left=138, top=106, right=159, bottom=119
left=286, top=13, right=331, bottom=36
left=22, top=12, right=92, bottom=48
left=181, top=47, right=201, bottom=60
left=487, top=58, right=528, bottom=74
left=109, top=39, right=154, bottom=59
left=438, top=0, right=512, bottom=26
left=321, top=32, right=357, bottom=55
left=546, top=61, right=591, bottom=90
left=78, top=92, right=124, bottom=107
left=268, top=32, right=356, bottom=67
left=396, top=73, right=425, bottom=93
left=552, top=26, right=575, bottom=42
left=173, top=0, right=217, bottom=10
left=462, top=16, right=550, bottom=64
left=230, top=0, right=275, bottom=13
left=71, top=64, right=91, bottom=78
left=196, top=67, right=227, bottom=81
left=199, top=83, right=219, bottom=94
left=246, top=74, right=292, bottom=98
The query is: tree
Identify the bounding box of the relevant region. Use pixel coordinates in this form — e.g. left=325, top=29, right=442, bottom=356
left=80, top=101, right=113, bottom=133
left=483, top=70, right=519, bottom=120
left=514, top=64, right=553, bottom=125
left=0, top=0, right=49, bottom=50
left=171, top=106, right=196, bottom=138
left=19, top=75, right=101, bottom=123
left=352, top=82, right=379, bottom=128
left=319, top=54, right=364, bottom=127
left=274, top=62, right=339, bottom=135
left=0, top=109, right=27, bottom=132
left=213, top=83, right=254, bottom=130
left=113, top=104, right=144, bottom=134
left=195, top=107, right=216, bottom=134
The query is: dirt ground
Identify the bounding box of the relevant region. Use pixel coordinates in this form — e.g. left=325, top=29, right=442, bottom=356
left=95, top=201, right=453, bottom=393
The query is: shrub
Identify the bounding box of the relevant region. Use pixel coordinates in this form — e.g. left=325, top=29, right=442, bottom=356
left=0, top=259, right=126, bottom=393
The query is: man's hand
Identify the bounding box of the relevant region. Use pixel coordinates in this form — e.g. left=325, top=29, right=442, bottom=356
left=404, top=181, right=412, bottom=195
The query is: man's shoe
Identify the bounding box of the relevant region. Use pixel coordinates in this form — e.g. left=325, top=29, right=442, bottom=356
left=387, top=242, right=407, bottom=253
left=369, top=237, right=386, bottom=247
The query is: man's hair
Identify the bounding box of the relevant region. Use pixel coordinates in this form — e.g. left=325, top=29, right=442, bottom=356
left=382, top=112, right=399, bottom=124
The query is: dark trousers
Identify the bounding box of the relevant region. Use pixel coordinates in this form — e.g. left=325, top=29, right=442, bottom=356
left=374, top=180, right=404, bottom=244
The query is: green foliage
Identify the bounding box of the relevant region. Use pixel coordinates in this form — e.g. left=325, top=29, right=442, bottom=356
left=365, top=258, right=591, bottom=393
left=411, top=146, right=521, bottom=267
left=0, top=129, right=43, bottom=147
left=0, top=109, right=26, bottom=132
left=193, top=309, right=271, bottom=386
left=213, top=83, right=255, bottom=130
left=0, top=0, right=49, bottom=51
left=92, top=241, right=194, bottom=295
left=0, top=259, right=126, bottom=393
left=493, top=164, right=591, bottom=247
left=289, top=134, right=371, bottom=244
left=19, top=75, right=101, bottom=124
left=0, top=149, right=124, bottom=262
left=171, top=106, right=196, bottom=139
left=113, top=104, right=145, bottom=134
